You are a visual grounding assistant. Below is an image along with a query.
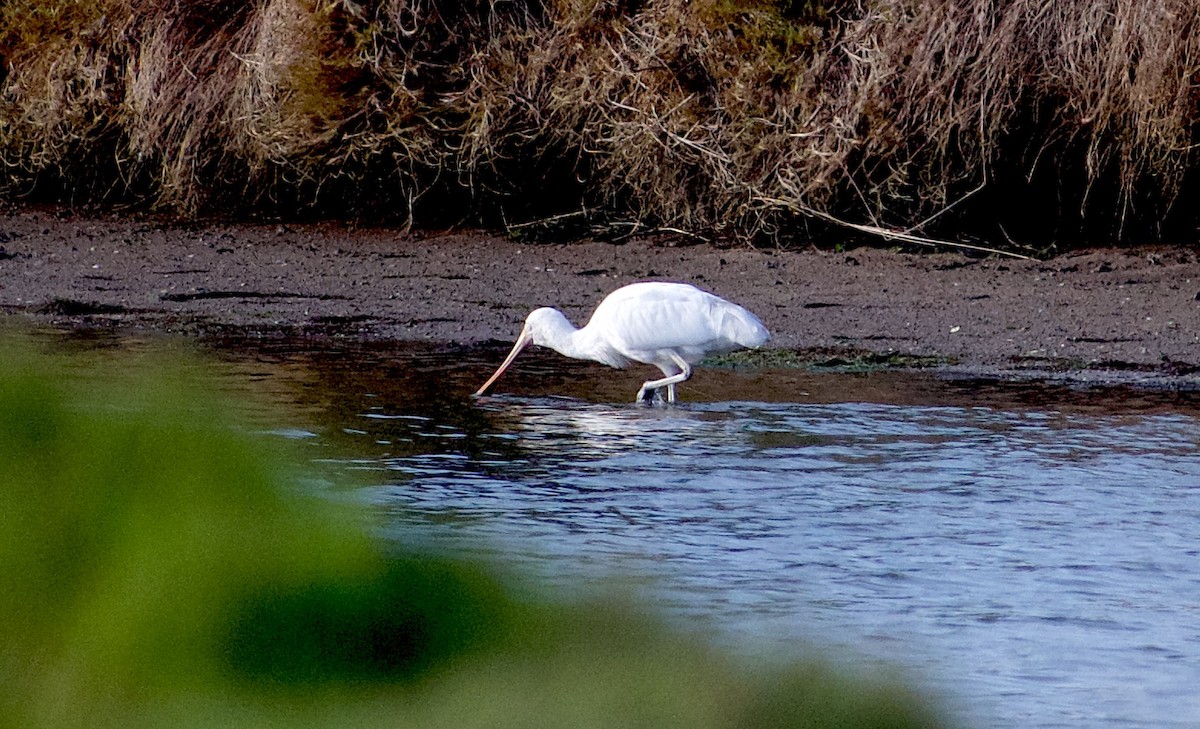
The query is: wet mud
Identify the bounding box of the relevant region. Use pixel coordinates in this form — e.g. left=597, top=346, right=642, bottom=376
left=3, top=205, right=1200, bottom=389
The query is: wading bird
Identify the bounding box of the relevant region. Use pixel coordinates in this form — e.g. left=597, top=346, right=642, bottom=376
left=474, top=282, right=769, bottom=403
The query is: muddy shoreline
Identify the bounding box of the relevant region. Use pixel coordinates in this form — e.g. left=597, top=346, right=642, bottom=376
left=3, top=205, right=1200, bottom=388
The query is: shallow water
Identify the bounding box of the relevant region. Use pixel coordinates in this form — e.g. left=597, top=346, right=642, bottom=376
left=55, top=333, right=1200, bottom=729
left=350, top=396, right=1200, bottom=729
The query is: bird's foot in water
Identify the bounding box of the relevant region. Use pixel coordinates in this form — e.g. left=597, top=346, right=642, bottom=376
left=635, top=387, right=666, bottom=405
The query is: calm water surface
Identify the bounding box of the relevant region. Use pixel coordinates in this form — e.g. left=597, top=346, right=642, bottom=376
left=209, top=340, right=1200, bottom=729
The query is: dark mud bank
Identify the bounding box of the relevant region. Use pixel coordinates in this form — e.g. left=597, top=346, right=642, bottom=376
left=3, top=207, right=1200, bottom=389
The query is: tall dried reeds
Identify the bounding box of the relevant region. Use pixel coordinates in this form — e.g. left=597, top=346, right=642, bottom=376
left=1, top=0, right=1198, bottom=248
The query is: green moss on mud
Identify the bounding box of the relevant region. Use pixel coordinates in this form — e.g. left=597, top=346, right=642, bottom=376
left=707, top=348, right=951, bottom=371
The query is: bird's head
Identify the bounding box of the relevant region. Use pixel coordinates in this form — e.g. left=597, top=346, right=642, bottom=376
left=473, top=307, right=573, bottom=397
left=521, top=307, right=573, bottom=347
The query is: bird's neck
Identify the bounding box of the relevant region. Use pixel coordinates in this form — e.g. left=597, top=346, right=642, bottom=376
left=535, top=311, right=603, bottom=362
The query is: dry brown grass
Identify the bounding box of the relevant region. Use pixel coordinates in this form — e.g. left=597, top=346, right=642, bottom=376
left=827, top=0, right=1200, bottom=245
left=1, top=0, right=1198, bottom=249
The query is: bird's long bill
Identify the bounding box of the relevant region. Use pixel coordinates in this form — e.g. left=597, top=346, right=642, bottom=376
left=473, top=331, right=531, bottom=397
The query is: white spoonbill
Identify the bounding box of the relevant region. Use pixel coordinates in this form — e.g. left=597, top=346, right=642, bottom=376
left=474, top=281, right=770, bottom=403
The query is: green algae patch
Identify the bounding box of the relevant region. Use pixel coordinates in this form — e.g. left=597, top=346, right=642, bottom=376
left=706, top=347, right=951, bottom=372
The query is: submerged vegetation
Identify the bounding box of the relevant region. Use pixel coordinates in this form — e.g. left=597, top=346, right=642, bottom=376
left=0, top=330, right=947, bottom=728
left=1, top=0, right=1198, bottom=250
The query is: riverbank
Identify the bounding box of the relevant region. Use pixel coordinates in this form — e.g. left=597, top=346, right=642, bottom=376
left=2, top=206, right=1199, bottom=388
left=4, top=1, right=1198, bottom=247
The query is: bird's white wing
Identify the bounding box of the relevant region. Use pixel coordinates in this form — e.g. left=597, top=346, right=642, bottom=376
left=589, top=283, right=754, bottom=362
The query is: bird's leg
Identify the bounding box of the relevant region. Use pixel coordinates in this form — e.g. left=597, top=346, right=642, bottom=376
left=636, top=377, right=673, bottom=404
left=634, top=356, right=692, bottom=404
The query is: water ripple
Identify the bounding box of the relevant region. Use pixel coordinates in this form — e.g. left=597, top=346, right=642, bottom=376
left=352, top=396, right=1200, bottom=729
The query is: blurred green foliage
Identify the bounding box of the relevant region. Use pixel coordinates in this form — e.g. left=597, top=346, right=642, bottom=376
left=0, top=332, right=950, bottom=729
